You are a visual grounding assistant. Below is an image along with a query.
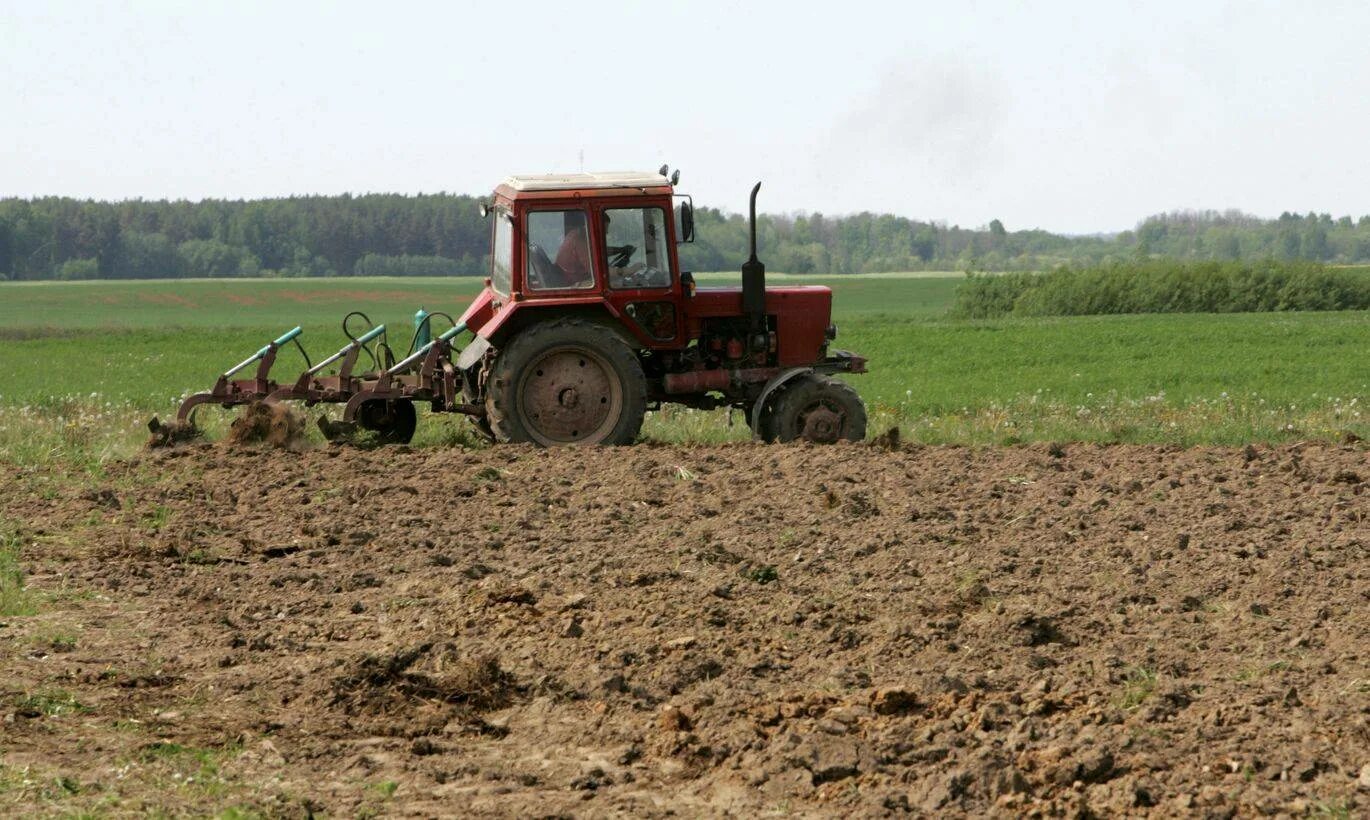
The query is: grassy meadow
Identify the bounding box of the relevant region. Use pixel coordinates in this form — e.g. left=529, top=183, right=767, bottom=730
left=0, top=273, right=1366, bottom=468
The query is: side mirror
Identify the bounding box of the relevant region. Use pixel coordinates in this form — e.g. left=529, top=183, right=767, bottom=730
left=478, top=201, right=490, bottom=218
left=670, top=169, right=680, bottom=186
left=674, top=195, right=695, bottom=244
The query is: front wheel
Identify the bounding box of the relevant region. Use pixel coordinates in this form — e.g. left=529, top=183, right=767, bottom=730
left=485, top=319, right=646, bottom=446
left=765, top=374, right=866, bottom=444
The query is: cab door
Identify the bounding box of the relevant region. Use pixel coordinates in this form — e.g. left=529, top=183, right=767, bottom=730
left=593, top=200, right=684, bottom=346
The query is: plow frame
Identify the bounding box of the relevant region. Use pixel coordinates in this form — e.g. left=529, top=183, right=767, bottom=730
left=334, top=323, right=484, bottom=428
left=266, top=324, right=388, bottom=407
left=175, top=327, right=304, bottom=425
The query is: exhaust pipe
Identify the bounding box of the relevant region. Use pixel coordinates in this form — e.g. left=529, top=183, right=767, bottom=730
left=740, top=182, right=766, bottom=351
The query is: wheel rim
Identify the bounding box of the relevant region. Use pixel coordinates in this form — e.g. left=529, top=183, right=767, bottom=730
left=515, top=346, right=622, bottom=445
left=796, top=402, right=845, bottom=444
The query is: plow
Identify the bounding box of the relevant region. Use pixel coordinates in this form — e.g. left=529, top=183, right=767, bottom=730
left=151, top=314, right=472, bottom=445
left=152, top=168, right=869, bottom=447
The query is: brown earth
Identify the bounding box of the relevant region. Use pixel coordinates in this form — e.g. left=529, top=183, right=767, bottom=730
left=225, top=401, right=308, bottom=451
left=1, top=441, right=1367, bottom=817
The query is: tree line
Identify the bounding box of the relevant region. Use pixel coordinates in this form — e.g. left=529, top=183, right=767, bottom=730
left=0, top=195, right=486, bottom=281
left=4, top=194, right=1370, bottom=281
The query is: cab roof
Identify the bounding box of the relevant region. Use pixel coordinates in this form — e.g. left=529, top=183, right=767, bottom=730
left=502, top=171, right=670, bottom=192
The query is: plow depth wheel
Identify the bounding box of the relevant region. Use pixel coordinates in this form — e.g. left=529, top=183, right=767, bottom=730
left=358, top=399, right=417, bottom=444
left=768, top=374, right=867, bottom=444
left=486, top=319, right=646, bottom=446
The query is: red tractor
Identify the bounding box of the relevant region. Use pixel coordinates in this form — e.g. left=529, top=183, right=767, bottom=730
left=456, top=169, right=867, bottom=445
left=160, top=169, right=867, bottom=446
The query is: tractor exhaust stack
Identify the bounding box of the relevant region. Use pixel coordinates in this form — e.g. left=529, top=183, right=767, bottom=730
left=741, top=181, right=767, bottom=350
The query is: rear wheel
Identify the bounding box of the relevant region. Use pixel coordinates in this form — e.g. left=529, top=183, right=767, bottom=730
left=767, top=374, right=866, bottom=444
left=358, top=398, right=417, bottom=444
left=486, top=319, right=646, bottom=446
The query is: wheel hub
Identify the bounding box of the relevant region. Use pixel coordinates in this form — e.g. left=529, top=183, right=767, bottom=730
left=800, top=405, right=843, bottom=444
left=519, top=348, right=620, bottom=443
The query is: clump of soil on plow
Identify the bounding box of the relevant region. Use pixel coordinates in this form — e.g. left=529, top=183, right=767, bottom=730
left=226, top=401, right=307, bottom=450
left=144, top=416, right=201, bottom=448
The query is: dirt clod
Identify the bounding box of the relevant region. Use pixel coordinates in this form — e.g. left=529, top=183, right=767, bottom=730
left=145, top=416, right=200, bottom=448
left=870, top=426, right=901, bottom=451
left=226, top=401, right=307, bottom=450
left=330, top=645, right=513, bottom=719
left=871, top=687, right=919, bottom=715
left=658, top=705, right=692, bottom=732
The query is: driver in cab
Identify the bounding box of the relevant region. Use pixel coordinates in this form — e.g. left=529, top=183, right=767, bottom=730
left=601, top=212, right=646, bottom=287
left=553, top=211, right=593, bottom=288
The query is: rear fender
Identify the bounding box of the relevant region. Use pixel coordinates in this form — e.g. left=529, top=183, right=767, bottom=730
left=481, top=302, right=639, bottom=351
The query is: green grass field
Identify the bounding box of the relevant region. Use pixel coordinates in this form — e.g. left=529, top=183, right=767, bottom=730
left=0, top=274, right=1365, bottom=468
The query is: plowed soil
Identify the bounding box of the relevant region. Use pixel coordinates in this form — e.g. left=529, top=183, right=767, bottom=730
left=2, top=441, right=1367, bottom=817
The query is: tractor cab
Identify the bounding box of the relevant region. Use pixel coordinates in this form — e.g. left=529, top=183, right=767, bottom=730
left=464, top=171, right=689, bottom=348
left=465, top=171, right=848, bottom=367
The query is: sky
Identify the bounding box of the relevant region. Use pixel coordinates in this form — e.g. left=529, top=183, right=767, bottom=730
left=3, top=0, right=1369, bottom=234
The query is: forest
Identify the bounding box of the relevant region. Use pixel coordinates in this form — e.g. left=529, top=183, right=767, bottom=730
left=2, top=193, right=1370, bottom=280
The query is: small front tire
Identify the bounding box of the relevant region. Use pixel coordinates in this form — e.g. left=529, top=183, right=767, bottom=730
left=768, top=374, right=866, bottom=444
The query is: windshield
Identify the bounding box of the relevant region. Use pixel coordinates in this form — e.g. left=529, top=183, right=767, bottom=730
left=603, top=207, right=673, bottom=289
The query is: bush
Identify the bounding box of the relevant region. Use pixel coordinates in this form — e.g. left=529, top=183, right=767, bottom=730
left=55, top=258, right=99, bottom=281
left=950, top=272, right=1037, bottom=318
left=951, top=259, right=1370, bottom=318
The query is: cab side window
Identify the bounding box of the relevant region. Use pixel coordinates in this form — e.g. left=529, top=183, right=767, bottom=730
left=526, top=210, right=594, bottom=291
left=603, top=207, right=673, bottom=289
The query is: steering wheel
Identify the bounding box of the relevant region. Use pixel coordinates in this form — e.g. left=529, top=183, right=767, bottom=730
left=606, top=244, right=635, bottom=269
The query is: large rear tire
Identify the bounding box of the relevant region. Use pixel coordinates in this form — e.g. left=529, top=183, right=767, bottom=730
left=767, top=374, right=866, bottom=444
left=486, top=319, right=646, bottom=446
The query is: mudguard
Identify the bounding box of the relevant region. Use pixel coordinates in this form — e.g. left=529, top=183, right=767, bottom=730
left=749, top=366, right=813, bottom=438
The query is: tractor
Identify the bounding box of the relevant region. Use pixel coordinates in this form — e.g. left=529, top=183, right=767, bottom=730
left=155, top=168, right=867, bottom=446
